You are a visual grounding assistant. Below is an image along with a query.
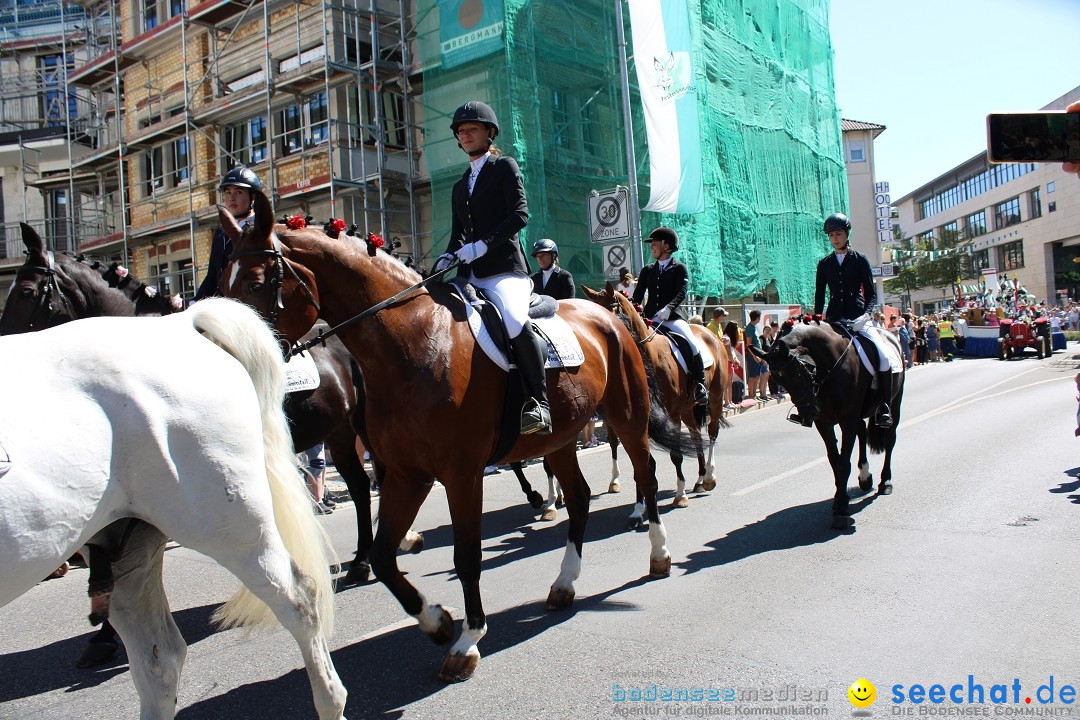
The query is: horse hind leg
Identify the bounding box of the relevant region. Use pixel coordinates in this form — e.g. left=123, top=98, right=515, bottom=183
left=106, top=522, right=186, bottom=720
left=540, top=457, right=562, bottom=522
left=671, top=450, right=690, bottom=508
left=608, top=431, right=622, bottom=493
left=542, top=445, right=591, bottom=611
left=856, top=422, right=874, bottom=492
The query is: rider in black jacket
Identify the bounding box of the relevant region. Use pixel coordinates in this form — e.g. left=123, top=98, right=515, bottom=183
left=529, top=238, right=575, bottom=301
left=194, top=167, right=261, bottom=301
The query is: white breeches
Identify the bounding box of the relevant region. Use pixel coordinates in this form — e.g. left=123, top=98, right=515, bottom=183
left=658, top=318, right=701, bottom=356
left=468, top=272, right=533, bottom=339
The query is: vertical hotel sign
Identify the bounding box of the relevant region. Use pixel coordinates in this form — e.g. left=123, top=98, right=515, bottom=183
left=437, top=0, right=505, bottom=70
left=875, top=181, right=893, bottom=243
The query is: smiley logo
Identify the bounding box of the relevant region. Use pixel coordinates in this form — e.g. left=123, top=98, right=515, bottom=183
left=848, top=678, right=876, bottom=708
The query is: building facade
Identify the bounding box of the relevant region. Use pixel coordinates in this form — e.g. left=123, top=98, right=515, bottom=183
left=891, top=85, right=1080, bottom=313
left=840, top=117, right=888, bottom=304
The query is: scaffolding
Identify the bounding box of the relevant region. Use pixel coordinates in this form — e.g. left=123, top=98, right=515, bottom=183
left=5, top=0, right=423, bottom=300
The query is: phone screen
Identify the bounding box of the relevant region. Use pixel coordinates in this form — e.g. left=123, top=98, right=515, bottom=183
left=987, top=112, right=1080, bottom=163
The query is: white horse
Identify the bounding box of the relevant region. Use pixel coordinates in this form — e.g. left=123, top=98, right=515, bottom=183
left=0, top=298, right=346, bottom=719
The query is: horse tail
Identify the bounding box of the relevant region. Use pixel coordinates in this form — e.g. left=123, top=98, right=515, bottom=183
left=190, top=298, right=337, bottom=639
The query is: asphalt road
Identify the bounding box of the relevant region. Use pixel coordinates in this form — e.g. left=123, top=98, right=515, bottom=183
left=2, top=348, right=1079, bottom=719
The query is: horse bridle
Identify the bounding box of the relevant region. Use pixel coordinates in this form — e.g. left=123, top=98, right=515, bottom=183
left=21, top=251, right=74, bottom=330
left=768, top=335, right=853, bottom=410
left=228, top=233, right=322, bottom=342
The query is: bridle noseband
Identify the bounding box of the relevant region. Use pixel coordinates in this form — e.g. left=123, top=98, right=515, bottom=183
left=21, top=251, right=73, bottom=330
left=768, top=332, right=853, bottom=411
left=229, top=233, right=321, bottom=337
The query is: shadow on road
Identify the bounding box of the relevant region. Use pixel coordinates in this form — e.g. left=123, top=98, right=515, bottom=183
left=675, top=487, right=882, bottom=575
left=1049, top=467, right=1080, bottom=504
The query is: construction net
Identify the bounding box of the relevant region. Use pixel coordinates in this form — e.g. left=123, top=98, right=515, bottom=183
left=417, top=0, right=847, bottom=305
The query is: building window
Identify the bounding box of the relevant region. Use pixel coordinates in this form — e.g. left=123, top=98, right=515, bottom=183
left=39, top=54, right=77, bottom=125
left=1000, top=240, right=1024, bottom=271
left=1030, top=187, right=1042, bottom=220
left=142, top=0, right=158, bottom=30
left=965, top=210, right=986, bottom=238
left=918, top=162, right=1036, bottom=220
left=1049, top=201, right=1057, bottom=213
left=171, top=137, right=189, bottom=185
left=993, top=197, right=1021, bottom=229
left=848, top=139, right=865, bottom=163
left=1048, top=181, right=1056, bottom=193
left=143, top=146, right=164, bottom=196
left=939, top=221, right=958, bottom=245
left=972, top=249, right=990, bottom=274
left=279, top=92, right=328, bottom=156
left=223, top=115, right=267, bottom=167
left=307, top=92, right=329, bottom=145
left=173, top=259, right=194, bottom=298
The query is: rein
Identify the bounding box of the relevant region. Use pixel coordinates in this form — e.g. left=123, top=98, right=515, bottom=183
left=229, top=234, right=321, bottom=330
left=773, top=329, right=853, bottom=406
left=286, top=257, right=462, bottom=358
left=23, top=251, right=73, bottom=329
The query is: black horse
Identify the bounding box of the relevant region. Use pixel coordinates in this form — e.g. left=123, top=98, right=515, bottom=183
left=99, top=261, right=179, bottom=316
left=749, top=320, right=903, bottom=529
left=0, top=223, right=397, bottom=663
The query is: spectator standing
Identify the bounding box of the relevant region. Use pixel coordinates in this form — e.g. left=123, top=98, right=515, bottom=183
left=706, top=307, right=727, bottom=338
left=744, top=309, right=765, bottom=401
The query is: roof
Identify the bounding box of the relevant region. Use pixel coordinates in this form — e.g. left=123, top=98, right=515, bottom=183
left=840, top=118, right=886, bottom=139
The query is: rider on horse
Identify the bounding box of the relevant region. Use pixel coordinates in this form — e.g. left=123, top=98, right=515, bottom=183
left=530, top=238, right=576, bottom=301
left=789, top=212, right=896, bottom=429
left=632, top=226, right=709, bottom=407
left=195, top=166, right=261, bottom=300
left=433, top=101, right=551, bottom=435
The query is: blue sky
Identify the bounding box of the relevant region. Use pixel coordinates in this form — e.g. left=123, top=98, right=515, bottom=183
left=829, top=0, right=1080, bottom=200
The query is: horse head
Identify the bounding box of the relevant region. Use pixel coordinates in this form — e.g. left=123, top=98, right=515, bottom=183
left=0, top=224, right=78, bottom=334
left=221, top=189, right=321, bottom=344
left=751, top=326, right=822, bottom=424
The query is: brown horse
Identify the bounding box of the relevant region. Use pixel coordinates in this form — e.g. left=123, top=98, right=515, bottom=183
left=220, top=192, right=689, bottom=682
left=581, top=285, right=729, bottom=513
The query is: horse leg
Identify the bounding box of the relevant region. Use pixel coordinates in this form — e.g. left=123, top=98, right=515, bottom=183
left=326, top=428, right=374, bottom=585
left=539, top=457, right=561, bottom=522
left=77, top=545, right=120, bottom=668
left=106, top=523, right=186, bottom=720
left=701, top=425, right=719, bottom=491
left=542, top=444, right=591, bottom=610
left=510, top=460, right=545, bottom=509
left=437, top=468, right=489, bottom=683
left=856, top=421, right=874, bottom=492
left=671, top=450, right=690, bottom=508
left=816, top=423, right=852, bottom=530
left=607, top=429, right=622, bottom=493
left=627, top=487, right=647, bottom=531
left=878, top=426, right=896, bottom=495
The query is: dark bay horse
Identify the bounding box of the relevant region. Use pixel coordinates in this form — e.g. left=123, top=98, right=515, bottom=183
left=0, top=223, right=390, bottom=586
left=221, top=192, right=686, bottom=682
left=582, top=284, right=730, bottom=520
left=749, top=320, right=902, bottom=529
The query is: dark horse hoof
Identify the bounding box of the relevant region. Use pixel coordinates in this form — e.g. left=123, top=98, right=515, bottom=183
left=76, top=640, right=119, bottom=668
left=527, top=490, right=544, bottom=509
left=832, top=515, right=853, bottom=530
left=626, top=516, right=644, bottom=531
left=437, top=649, right=479, bottom=683
left=859, top=475, right=874, bottom=492
left=427, top=607, right=455, bottom=646
left=342, top=561, right=371, bottom=585
left=545, top=586, right=576, bottom=610
left=878, top=482, right=893, bottom=496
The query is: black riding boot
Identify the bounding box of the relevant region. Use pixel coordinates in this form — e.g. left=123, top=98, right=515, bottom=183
left=688, top=351, right=708, bottom=406
left=511, top=322, right=552, bottom=435
left=874, top=371, right=895, bottom=429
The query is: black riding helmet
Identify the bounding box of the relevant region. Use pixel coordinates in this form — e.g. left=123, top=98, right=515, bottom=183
left=648, top=226, right=679, bottom=252
left=220, top=166, right=263, bottom=193
left=531, top=238, right=558, bottom=257
left=450, top=101, right=500, bottom=138
left=823, top=212, right=852, bottom=234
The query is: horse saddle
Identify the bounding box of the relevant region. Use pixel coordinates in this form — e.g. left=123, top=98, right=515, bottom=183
left=448, top=280, right=585, bottom=372
left=839, top=325, right=903, bottom=383
left=283, top=349, right=320, bottom=393
left=654, top=325, right=714, bottom=374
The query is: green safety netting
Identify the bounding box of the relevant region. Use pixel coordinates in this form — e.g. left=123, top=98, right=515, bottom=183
left=416, top=0, right=847, bottom=305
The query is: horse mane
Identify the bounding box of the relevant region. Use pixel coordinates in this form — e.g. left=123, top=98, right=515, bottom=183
left=279, top=226, right=423, bottom=289
left=49, top=252, right=136, bottom=318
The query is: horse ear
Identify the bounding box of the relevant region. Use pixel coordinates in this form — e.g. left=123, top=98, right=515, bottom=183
left=252, top=189, right=275, bottom=243
left=20, top=223, right=43, bottom=254
left=218, top=205, right=243, bottom=242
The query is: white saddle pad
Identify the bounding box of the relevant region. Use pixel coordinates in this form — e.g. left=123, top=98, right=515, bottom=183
left=853, top=327, right=904, bottom=381
left=453, top=292, right=585, bottom=372
left=664, top=333, right=715, bottom=374
left=284, top=350, right=320, bottom=393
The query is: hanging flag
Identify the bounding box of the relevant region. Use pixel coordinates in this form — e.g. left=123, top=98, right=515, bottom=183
left=628, top=0, right=704, bottom=214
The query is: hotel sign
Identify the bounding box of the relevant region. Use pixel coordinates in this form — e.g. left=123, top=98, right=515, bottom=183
left=875, top=181, right=893, bottom=243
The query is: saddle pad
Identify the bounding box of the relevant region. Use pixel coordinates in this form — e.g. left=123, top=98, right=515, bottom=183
left=284, top=350, right=320, bottom=393
left=456, top=294, right=585, bottom=372
left=665, top=333, right=715, bottom=375
left=853, top=327, right=904, bottom=379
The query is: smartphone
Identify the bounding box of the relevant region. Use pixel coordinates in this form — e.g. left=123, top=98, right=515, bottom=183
left=986, top=111, right=1080, bottom=163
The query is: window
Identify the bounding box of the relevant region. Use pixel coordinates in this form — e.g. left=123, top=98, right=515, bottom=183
left=1030, top=187, right=1042, bottom=220
left=1000, top=240, right=1024, bottom=271
left=551, top=89, right=570, bottom=152
left=848, top=139, right=865, bottom=163
left=1049, top=201, right=1057, bottom=213
left=307, top=92, right=328, bottom=145
left=281, top=105, right=303, bottom=155
left=142, top=0, right=157, bottom=30
left=994, top=197, right=1021, bottom=229
left=1048, top=181, right=1056, bottom=193
left=223, top=115, right=267, bottom=167
left=143, top=146, right=164, bottom=196
left=279, top=92, right=328, bottom=156
left=350, top=87, right=408, bottom=147
left=171, top=137, right=189, bottom=185
left=939, top=221, right=958, bottom=245
left=141, top=137, right=189, bottom=196
left=965, top=210, right=986, bottom=238
left=173, top=259, right=194, bottom=298
left=39, top=54, right=77, bottom=125
left=972, top=249, right=990, bottom=274
left=917, top=231, right=935, bottom=248
left=918, top=163, right=1036, bottom=219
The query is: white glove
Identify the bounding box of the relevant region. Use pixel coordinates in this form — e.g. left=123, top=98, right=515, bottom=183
left=432, top=253, right=455, bottom=273
left=654, top=306, right=672, bottom=322
left=455, top=240, right=488, bottom=264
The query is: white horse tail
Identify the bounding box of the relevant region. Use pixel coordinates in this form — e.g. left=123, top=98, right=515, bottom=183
left=189, top=298, right=337, bottom=638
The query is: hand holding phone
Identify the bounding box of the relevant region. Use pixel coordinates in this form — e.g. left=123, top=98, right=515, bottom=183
left=986, top=111, right=1080, bottom=164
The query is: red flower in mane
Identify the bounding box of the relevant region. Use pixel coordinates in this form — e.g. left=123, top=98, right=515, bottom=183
left=368, top=233, right=385, bottom=248
left=331, top=218, right=346, bottom=233
left=286, top=214, right=307, bottom=229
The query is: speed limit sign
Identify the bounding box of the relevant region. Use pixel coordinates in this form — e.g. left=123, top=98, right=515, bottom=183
left=588, top=187, right=630, bottom=243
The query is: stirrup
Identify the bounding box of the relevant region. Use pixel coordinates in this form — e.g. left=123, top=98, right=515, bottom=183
left=694, top=384, right=709, bottom=406
left=874, top=406, right=894, bottom=429
left=520, top=399, right=552, bottom=435
left=787, top=410, right=813, bottom=427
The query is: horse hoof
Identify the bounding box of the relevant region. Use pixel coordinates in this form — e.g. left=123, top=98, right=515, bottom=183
left=528, top=491, right=544, bottom=509
left=427, top=608, right=455, bottom=646
left=859, top=476, right=874, bottom=492
left=403, top=533, right=424, bottom=554
left=649, top=556, right=671, bottom=578
left=540, top=507, right=558, bottom=522
left=831, top=515, right=853, bottom=530
left=626, top=517, right=644, bottom=531
left=671, top=496, right=689, bottom=509
left=545, top=587, right=576, bottom=610
left=342, top=561, right=371, bottom=585
left=878, top=482, right=893, bottom=496
left=702, top=478, right=716, bottom=491
left=76, top=640, right=119, bottom=668
left=608, top=480, right=621, bottom=493
left=437, top=649, right=479, bottom=683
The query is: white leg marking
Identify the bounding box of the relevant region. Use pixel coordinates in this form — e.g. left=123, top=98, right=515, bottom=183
left=399, top=529, right=422, bottom=552
left=450, top=623, right=487, bottom=660
left=415, top=598, right=444, bottom=635
left=648, top=521, right=670, bottom=564
left=628, top=500, right=645, bottom=521
left=552, top=540, right=582, bottom=592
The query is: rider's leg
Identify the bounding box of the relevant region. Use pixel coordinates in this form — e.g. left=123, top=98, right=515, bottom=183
left=511, top=321, right=552, bottom=434
left=661, top=318, right=707, bottom=405
left=874, top=370, right=895, bottom=429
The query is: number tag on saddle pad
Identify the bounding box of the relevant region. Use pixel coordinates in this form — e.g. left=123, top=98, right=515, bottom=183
left=283, top=350, right=320, bottom=393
